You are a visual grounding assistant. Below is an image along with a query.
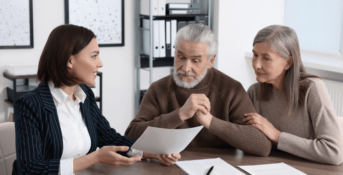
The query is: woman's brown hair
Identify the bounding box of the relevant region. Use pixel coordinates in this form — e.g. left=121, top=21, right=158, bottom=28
left=253, top=25, right=321, bottom=115
left=37, top=24, right=96, bottom=87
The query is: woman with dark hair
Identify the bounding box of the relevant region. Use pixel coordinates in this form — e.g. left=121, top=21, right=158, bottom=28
left=13, top=24, right=180, bottom=175
left=244, top=25, right=343, bottom=165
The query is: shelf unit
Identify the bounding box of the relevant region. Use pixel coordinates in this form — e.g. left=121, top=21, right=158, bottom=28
left=3, top=72, right=37, bottom=106
left=3, top=72, right=103, bottom=113
left=135, top=0, right=212, bottom=112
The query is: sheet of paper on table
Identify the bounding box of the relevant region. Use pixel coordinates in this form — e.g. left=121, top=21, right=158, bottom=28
left=238, top=162, right=307, bottom=175
left=175, top=158, right=245, bottom=175
left=131, top=126, right=203, bottom=155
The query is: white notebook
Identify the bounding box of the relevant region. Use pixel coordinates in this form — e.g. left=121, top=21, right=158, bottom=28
left=175, top=158, right=245, bottom=175
left=238, top=162, right=306, bottom=175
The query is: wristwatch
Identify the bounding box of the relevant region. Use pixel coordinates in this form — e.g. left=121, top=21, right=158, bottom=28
left=127, top=149, right=144, bottom=158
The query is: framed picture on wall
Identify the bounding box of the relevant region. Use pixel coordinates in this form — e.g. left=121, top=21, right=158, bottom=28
left=65, top=0, right=125, bottom=47
left=0, top=0, right=34, bottom=49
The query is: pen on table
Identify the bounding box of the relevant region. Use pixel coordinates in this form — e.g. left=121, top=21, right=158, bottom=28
left=206, top=165, right=214, bottom=175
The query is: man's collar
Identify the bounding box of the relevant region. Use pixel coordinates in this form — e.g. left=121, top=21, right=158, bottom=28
left=192, top=68, right=213, bottom=89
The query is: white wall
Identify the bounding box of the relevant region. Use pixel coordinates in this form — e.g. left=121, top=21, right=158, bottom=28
left=0, top=0, right=137, bottom=134
left=0, top=0, right=65, bottom=123
left=215, top=0, right=284, bottom=90
left=0, top=0, right=286, bottom=134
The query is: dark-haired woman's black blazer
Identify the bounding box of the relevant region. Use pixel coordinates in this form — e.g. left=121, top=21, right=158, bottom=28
left=12, top=84, right=135, bottom=175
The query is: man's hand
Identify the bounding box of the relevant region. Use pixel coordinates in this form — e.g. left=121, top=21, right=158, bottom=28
left=179, top=94, right=211, bottom=121
left=195, top=111, right=213, bottom=129
left=143, top=152, right=181, bottom=166
left=157, top=153, right=181, bottom=166
left=96, top=146, right=141, bottom=167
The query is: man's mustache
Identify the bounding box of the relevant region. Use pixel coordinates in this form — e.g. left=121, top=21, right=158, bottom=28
left=177, top=70, right=196, bottom=77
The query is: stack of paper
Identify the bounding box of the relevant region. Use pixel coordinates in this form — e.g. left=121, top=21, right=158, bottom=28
left=238, top=162, right=306, bottom=175
left=175, top=158, right=245, bottom=175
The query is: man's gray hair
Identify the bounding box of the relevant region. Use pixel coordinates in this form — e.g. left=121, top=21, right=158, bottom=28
left=175, top=24, right=218, bottom=59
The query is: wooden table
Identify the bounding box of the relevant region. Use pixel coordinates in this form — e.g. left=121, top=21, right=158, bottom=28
left=77, top=148, right=343, bottom=175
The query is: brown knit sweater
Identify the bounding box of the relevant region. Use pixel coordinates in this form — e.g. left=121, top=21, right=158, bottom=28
left=125, top=68, right=272, bottom=156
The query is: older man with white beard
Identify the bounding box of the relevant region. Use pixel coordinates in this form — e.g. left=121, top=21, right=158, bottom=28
left=125, top=24, right=272, bottom=157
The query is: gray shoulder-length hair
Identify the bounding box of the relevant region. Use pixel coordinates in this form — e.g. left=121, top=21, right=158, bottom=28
left=175, top=23, right=218, bottom=59
left=253, top=25, right=320, bottom=115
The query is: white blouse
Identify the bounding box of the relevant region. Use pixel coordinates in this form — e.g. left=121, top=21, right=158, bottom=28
left=48, top=82, right=142, bottom=175
left=48, top=81, right=91, bottom=175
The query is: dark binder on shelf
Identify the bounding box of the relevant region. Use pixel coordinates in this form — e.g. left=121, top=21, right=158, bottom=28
left=139, top=90, right=147, bottom=105
left=166, top=20, right=171, bottom=57
left=166, top=3, right=200, bottom=15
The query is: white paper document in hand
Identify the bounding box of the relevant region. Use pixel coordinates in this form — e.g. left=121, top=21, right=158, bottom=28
left=131, top=126, right=203, bottom=155
left=238, top=162, right=306, bottom=175
left=175, top=158, right=245, bottom=175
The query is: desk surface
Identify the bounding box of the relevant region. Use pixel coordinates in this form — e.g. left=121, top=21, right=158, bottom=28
left=77, top=148, right=343, bottom=175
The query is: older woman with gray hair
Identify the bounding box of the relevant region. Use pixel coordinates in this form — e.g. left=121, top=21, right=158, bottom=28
left=244, top=25, right=343, bottom=165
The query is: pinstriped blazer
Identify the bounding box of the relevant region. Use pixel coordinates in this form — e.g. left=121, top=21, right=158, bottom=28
left=12, top=83, right=135, bottom=175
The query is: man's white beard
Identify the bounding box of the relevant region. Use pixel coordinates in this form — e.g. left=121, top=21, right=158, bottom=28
left=173, top=67, right=208, bottom=89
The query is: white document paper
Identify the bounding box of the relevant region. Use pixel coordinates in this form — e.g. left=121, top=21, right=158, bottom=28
left=131, top=126, right=203, bottom=155
left=238, top=162, right=307, bottom=175
left=175, top=158, right=245, bottom=175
